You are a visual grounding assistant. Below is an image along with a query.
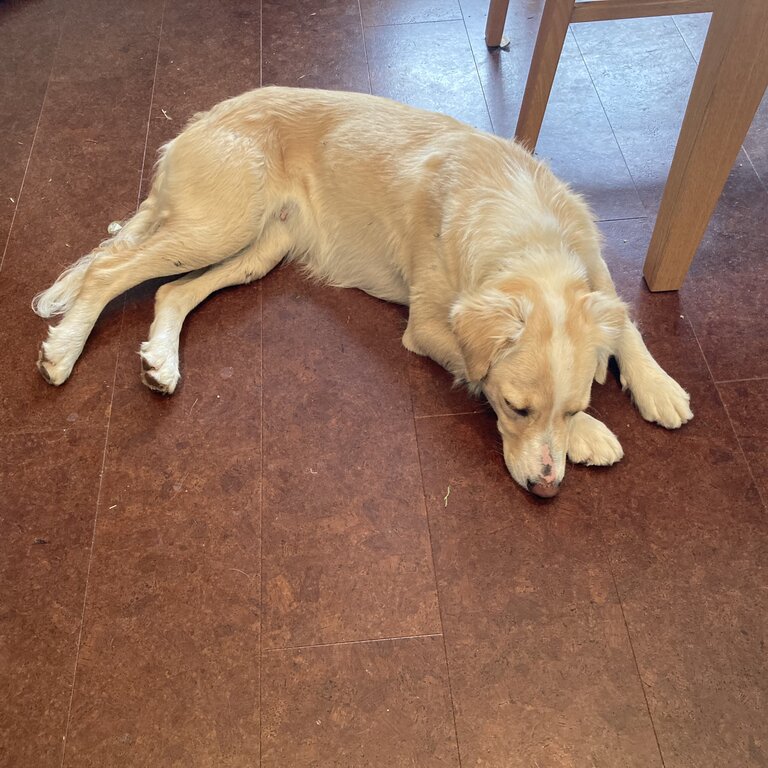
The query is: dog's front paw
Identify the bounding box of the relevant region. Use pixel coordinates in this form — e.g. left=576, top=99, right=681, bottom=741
left=568, top=412, right=624, bottom=466
left=622, top=366, right=693, bottom=429
left=139, top=341, right=180, bottom=395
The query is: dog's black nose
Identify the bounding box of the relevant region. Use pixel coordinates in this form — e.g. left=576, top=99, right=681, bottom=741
left=527, top=479, right=560, bottom=498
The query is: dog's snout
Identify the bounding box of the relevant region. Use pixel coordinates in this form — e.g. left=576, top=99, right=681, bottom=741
left=539, top=445, right=556, bottom=482
left=527, top=478, right=560, bottom=498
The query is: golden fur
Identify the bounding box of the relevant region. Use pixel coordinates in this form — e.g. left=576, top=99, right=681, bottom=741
left=32, top=87, right=692, bottom=496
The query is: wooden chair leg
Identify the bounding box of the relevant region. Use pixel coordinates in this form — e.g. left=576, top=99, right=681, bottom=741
left=485, top=0, right=510, bottom=48
left=643, top=0, right=768, bottom=291
left=515, top=0, right=575, bottom=151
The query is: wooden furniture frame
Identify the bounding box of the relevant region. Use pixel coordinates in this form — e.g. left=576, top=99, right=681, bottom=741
left=486, top=0, right=768, bottom=291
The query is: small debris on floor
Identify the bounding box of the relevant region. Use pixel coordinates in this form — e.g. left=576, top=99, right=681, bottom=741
left=444, top=485, right=451, bottom=507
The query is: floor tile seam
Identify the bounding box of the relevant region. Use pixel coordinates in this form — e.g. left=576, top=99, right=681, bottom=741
left=0, top=7, right=67, bottom=274
left=456, top=0, right=494, bottom=138
left=135, top=1, right=167, bottom=210
left=595, top=214, right=649, bottom=224
left=741, top=144, right=768, bottom=197
left=59, top=3, right=165, bottom=761
left=407, top=367, right=463, bottom=767
left=363, top=17, right=464, bottom=31
left=263, top=632, right=445, bottom=654
left=689, top=320, right=767, bottom=510
left=356, top=0, right=374, bottom=95
left=414, top=408, right=491, bottom=420
left=608, top=566, right=668, bottom=768
left=59, top=307, right=125, bottom=768
left=672, top=14, right=768, bottom=198
left=714, top=375, right=768, bottom=385
left=713, top=383, right=768, bottom=511
left=258, top=244, right=264, bottom=765
left=261, top=407, right=421, bottom=435
left=258, top=5, right=265, bottom=764
left=671, top=14, right=704, bottom=66
left=570, top=25, right=650, bottom=217
left=0, top=423, right=106, bottom=440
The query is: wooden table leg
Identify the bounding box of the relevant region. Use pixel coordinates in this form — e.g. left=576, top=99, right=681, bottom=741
left=515, top=0, right=576, bottom=151
left=485, top=0, right=511, bottom=48
left=643, top=0, right=768, bottom=291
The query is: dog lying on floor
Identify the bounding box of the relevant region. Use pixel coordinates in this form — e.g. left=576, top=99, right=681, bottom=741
left=32, top=86, right=692, bottom=497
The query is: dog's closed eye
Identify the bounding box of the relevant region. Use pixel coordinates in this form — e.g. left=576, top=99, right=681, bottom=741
left=504, top=399, right=530, bottom=418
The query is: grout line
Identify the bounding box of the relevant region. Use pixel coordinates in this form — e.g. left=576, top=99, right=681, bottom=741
left=0, top=423, right=106, bottom=439
left=741, top=145, right=768, bottom=197
left=59, top=309, right=125, bottom=767
left=690, top=325, right=767, bottom=509
left=671, top=15, right=768, bottom=198
left=609, top=568, right=668, bottom=768
left=263, top=632, right=445, bottom=654
left=59, top=6, right=166, bottom=762
left=356, top=0, right=374, bottom=95
left=407, top=361, right=464, bottom=767
left=257, top=2, right=264, bottom=736
left=415, top=408, right=491, bottom=420
left=364, top=17, right=463, bottom=30
left=596, top=214, right=650, bottom=224
left=570, top=26, right=649, bottom=216
left=687, top=320, right=767, bottom=510
left=136, top=4, right=167, bottom=203
left=455, top=0, right=496, bottom=135
left=258, top=280, right=264, bottom=763
left=258, top=3, right=263, bottom=760
left=0, top=12, right=66, bottom=274
left=713, top=375, right=768, bottom=386
left=671, top=14, right=706, bottom=65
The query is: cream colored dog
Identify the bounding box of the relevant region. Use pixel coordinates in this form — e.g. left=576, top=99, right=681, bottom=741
left=33, top=87, right=692, bottom=496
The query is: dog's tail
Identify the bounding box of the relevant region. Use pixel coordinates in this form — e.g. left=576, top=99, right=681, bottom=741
left=32, top=153, right=169, bottom=318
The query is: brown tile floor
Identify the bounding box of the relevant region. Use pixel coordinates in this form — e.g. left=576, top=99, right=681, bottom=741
left=1, top=1, right=766, bottom=766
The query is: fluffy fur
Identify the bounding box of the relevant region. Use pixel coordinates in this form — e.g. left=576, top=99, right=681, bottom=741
left=32, top=86, right=692, bottom=496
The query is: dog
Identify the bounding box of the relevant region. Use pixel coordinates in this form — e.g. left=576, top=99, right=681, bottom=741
left=32, top=87, right=692, bottom=497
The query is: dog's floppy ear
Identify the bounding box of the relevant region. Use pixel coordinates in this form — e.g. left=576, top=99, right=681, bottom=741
left=450, top=290, right=532, bottom=382
left=581, top=291, right=627, bottom=354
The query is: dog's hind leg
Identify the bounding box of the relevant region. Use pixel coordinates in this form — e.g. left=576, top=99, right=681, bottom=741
left=32, top=180, right=165, bottom=319
left=37, top=220, right=258, bottom=386
left=139, top=226, right=292, bottom=393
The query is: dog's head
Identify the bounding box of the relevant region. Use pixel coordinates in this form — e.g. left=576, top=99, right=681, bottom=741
left=451, top=275, right=626, bottom=497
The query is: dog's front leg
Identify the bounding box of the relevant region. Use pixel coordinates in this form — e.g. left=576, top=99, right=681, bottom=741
left=567, top=412, right=624, bottom=466
left=615, top=321, right=693, bottom=428
left=402, top=312, right=465, bottom=380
